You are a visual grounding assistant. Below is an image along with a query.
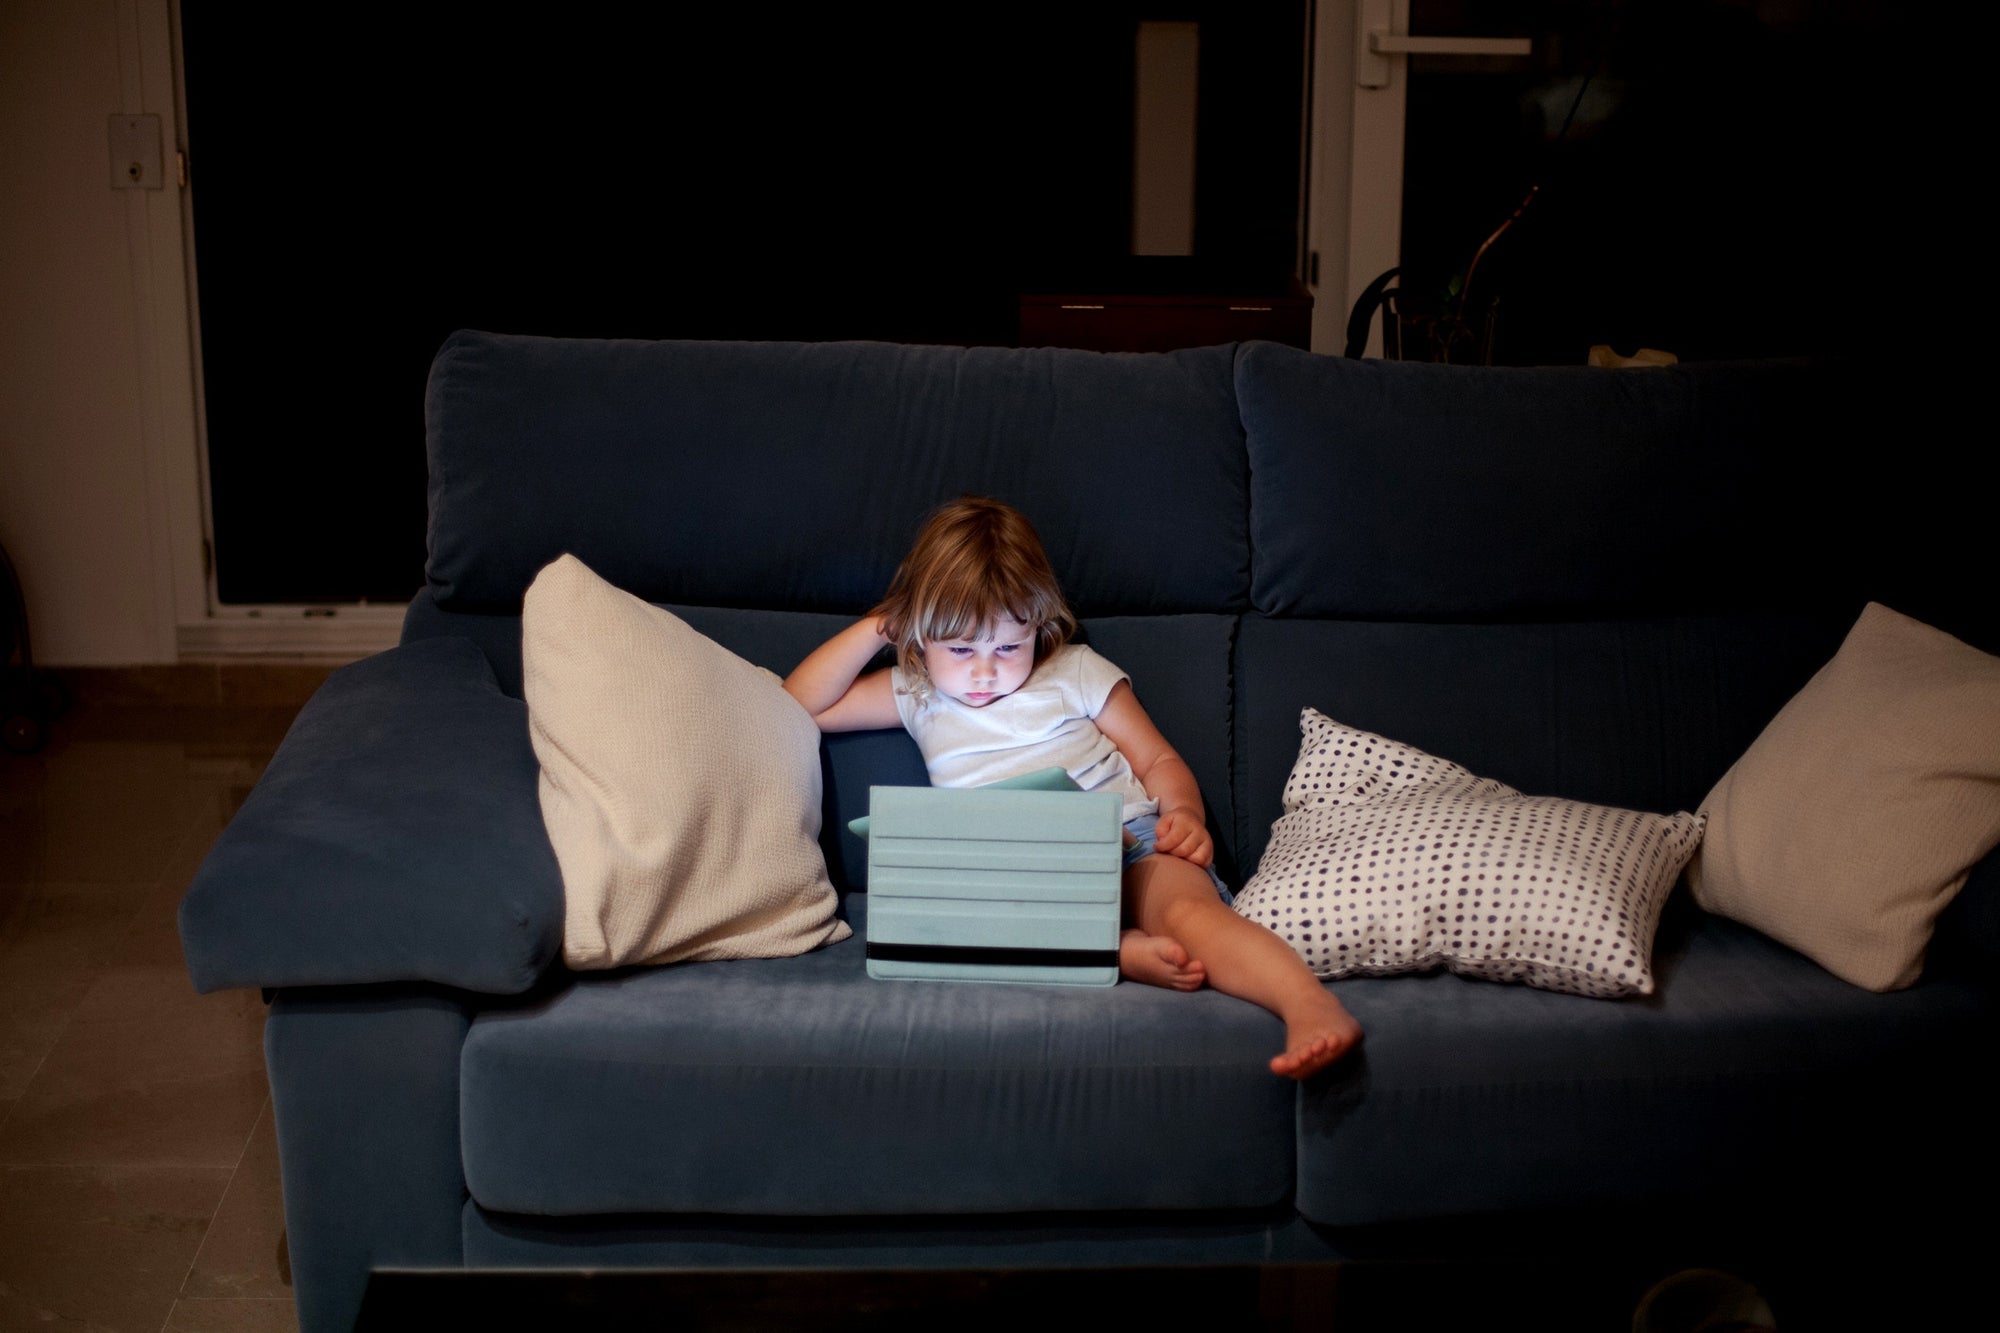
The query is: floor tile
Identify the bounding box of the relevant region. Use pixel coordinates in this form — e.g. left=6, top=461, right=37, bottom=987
left=0, top=764, right=49, bottom=884
left=163, top=1297, right=301, bottom=1332
left=182, top=1099, right=291, bottom=1302
left=215, top=663, right=336, bottom=709
left=0, top=676, right=321, bottom=1330
left=124, top=875, right=213, bottom=974
left=26, top=739, right=214, bottom=884
left=0, top=1164, right=231, bottom=1331
left=0, top=880, right=153, bottom=1101
left=53, top=704, right=303, bottom=753
left=56, top=664, right=225, bottom=708
left=0, top=958, right=269, bottom=1168
left=123, top=801, right=238, bottom=973
left=53, top=663, right=333, bottom=713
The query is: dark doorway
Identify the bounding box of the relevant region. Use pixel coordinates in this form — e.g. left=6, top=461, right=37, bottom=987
left=179, top=4, right=1307, bottom=605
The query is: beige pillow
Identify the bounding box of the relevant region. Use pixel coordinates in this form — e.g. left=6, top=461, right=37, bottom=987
left=522, top=553, right=850, bottom=970
left=1689, top=602, right=2000, bottom=991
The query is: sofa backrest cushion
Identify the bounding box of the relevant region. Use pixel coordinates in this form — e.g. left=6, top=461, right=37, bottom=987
left=1230, top=612, right=1852, bottom=873
left=403, top=594, right=1239, bottom=894
left=424, top=330, right=1250, bottom=617
left=1235, top=343, right=1883, bottom=621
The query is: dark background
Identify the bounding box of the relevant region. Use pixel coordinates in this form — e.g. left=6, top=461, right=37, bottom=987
left=1395, top=0, right=1964, bottom=370
left=183, top=3, right=1306, bottom=603
left=181, top=1, right=1971, bottom=605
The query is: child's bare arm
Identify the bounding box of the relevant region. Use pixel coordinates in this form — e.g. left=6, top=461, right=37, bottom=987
left=783, top=618, right=903, bottom=732
left=1094, top=680, right=1213, bottom=868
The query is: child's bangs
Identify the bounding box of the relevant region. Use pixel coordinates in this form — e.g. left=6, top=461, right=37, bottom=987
left=916, top=581, right=1045, bottom=644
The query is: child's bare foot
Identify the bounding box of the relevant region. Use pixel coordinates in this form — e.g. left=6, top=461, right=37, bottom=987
left=1268, top=992, right=1363, bottom=1080
left=1120, top=929, right=1207, bottom=991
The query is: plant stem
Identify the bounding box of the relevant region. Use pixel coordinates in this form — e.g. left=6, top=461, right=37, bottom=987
left=1456, top=184, right=1538, bottom=324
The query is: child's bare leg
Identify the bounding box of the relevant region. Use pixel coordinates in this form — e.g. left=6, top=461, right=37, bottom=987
left=1119, top=928, right=1206, bottom=992
left=1124, top=856, right=1362, bottom=1079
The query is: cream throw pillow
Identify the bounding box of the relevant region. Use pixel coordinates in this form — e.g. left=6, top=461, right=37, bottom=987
left=1689, top=602, right=2000, bottom=991
left=522, top=553, right=850, bottom=970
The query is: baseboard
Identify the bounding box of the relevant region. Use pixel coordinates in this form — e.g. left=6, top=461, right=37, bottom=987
left=176, top=604, right=407, bottom=661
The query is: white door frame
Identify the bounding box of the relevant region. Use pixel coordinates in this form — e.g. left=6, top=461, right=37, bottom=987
left=1304, top=0, right=1528, bottom=357
left=150, top=0, right=404, bottom=659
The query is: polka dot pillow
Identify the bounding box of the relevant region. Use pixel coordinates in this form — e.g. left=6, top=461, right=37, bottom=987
left=1234, top=709, right=1705, bottom=998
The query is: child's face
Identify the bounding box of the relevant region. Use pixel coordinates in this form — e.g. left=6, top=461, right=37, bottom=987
left=920, top=617, right=1036, bottom=708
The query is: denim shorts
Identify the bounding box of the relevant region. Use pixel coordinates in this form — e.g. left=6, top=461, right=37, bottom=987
left=1122, top=813, right=1234, bottom=906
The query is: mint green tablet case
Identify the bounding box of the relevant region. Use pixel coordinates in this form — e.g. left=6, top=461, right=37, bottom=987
left=863, top=784, right=1124, bottom=987
left=847, top=765, right=1079, bottom=840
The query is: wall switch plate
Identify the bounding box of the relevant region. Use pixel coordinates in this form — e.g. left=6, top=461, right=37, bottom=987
left=108, top=114, right=163, bottom=189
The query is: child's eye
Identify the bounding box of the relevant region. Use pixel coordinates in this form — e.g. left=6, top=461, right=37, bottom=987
left=948, top=646, right=974, bottom=657
left=997, top=643, right=1021, bottom=654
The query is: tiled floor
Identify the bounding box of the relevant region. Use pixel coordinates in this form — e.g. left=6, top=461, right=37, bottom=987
left=1, top=663, right=338, bottom=1333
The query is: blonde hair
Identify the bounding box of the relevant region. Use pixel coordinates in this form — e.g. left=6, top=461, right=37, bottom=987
left=872, top=495, right=1077, bottom=691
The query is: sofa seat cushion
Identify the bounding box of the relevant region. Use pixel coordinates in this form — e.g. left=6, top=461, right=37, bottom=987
left=1291, top=908, right=1990, bottom=1227
left=460, top=896, right=1295, bottom=1218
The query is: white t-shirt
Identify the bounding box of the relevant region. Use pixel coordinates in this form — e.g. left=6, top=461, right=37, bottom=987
left=891, top=643, right=1158, bottom=822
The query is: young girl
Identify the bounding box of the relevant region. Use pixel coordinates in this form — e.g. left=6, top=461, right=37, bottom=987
left=783, top=495, right=1362, bottom=1080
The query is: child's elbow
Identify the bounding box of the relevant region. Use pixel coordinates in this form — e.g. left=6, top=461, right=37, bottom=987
left=779, top=679, right=823, bottom=722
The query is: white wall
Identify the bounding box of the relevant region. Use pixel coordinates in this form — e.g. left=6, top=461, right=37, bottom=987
left=0, top=0, right=402, bottom=666
left=0, top=0, right=201, bottom=666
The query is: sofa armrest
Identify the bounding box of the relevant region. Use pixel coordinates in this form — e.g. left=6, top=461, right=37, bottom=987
left=178, top=637, right=564, bottom=994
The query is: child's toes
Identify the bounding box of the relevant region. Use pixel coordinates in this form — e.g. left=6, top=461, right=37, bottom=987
left=1270, top=1030, right=1355, bottom=1079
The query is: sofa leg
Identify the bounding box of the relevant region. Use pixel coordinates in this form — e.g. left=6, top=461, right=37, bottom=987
left=265, top=985, right=474, bottom=1333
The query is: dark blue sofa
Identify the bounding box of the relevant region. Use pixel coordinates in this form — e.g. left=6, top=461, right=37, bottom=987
left=179, top=331, right=1996, bottom=1331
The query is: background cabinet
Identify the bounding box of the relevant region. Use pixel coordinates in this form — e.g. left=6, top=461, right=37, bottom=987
left=1019, top=279, right=1312, bottom=353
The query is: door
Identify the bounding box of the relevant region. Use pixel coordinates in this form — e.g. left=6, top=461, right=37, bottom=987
left=1305, top=0, right=1533, bottom=358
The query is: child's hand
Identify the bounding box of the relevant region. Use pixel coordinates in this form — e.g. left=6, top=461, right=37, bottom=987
left=1151, top=808, right=1213, bottom=868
